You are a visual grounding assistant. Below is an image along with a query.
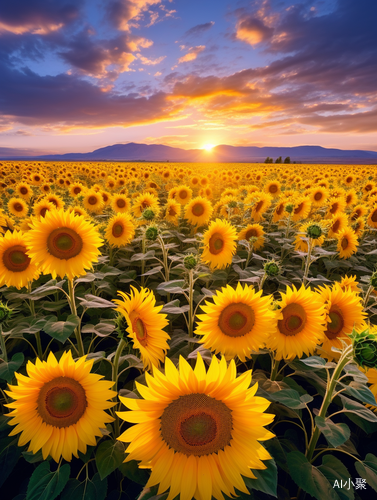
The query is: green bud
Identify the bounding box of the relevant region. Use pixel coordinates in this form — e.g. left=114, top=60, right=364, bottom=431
left=142, top=209, right=155, bottom=221
left=145, top=225, right=158, bottom=241
left=264, top=260, right=280, bottom=277
left=370, top=272, right=377, bottom=290
left=0, top=303, right=12, bottom=324
left=7, top=188, right=14, bottom=195
left=228, top=201, right=237, bottom=208
left=184, top=254, right=198, bottom=270
left=77, top=195, right=84, bottom=202
left=285, top=203, right=294, bottom=214
left=115, top=313, right=128, bottom=340
left=306, top=224, right=322, bottom=239
left=353, top=327, right=377, bottom=369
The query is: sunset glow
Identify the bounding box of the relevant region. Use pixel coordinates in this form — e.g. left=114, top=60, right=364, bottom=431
left=202, top=144, right=216, bottom=151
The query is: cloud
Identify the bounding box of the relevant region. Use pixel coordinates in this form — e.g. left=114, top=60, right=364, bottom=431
left=235, top=16, right=273, bottom=45
left=0, top=0, right=82, bottom=35
left=137, top=53, right=166, bottom=65
left=177, top=45, right=205, bottom=64
left=184, top=22, right=215, bottom=37
left=59, top=32, right=153, bottom=78
left=105, top=0, right=161, bottom=31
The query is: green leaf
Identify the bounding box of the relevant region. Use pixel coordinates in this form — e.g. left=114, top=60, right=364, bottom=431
left=339, top=381, right=377, bottom=406
left=315, top=416, right=351, bottom=447
left=318, top=455, right=354, bottom=500
left=130, top=250, right=155, bottom=261
left=287, top=451, right=339, bottom=500
left=60, top=474, right=107, bottom=500
left=269, top=389, right=309, bottom=409
left=0, top=352, right=24, bottom=382
left=0, top=440, right=20, bottom=488
left=95, top=441, right=125, bottom=480
left=157, top=280, right=187, bottom=294
left=119, top=460, right=150, bottom=485
left=22, top=450, right=44, bottom=463
left=244, top=459, right=277, bottom=497
left=77, top=295, right=116, bottom=309
left=355, top=453, right=377, bottom=493
left=300, top=356, right=326, bottom=368
left=43, top=314, right=79, bottom=343
left=340, top=395, right=377, bottom=422
left=82, top=321, right=115, bottom=337
left=26, top=462, right=70, bottom=500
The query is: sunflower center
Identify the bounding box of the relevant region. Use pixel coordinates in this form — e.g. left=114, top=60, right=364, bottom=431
left=88, top=196, right=98, bottom=205
left=371, top=210, right=377, bottom=223
left=245, top=228, right=258, bottom=240
left=14, top=202, right=24, bottom=212
left=330, top=203, right=338, bottom=214
left=3, top=245, right=30, bottom=272
left=294, top=203, right=303, bottom=214
left=141, top=201, right=150, bottom=210
left=314, top=192, right=322, bottom=201
left=332, top=220, right=340, bottom=233
left=130, top=313, right=148, bottom=346
left=346, top=194, right=352, bottom=203
left=278, top=303, right=307, bottom=336
left=168, top=206, right=177, bottom=216
left=276, top=204, right=284, bottom=215
left=73, top=187, right=81, bottom=194
left=47, top=227, right=83, bottom=260
left=209, top=232, right=224, bottom=255
left=40, top=207, right=49, bottom=217
left=341, top=237, right=349, bottom=250
left=325, top=306, right=344, bottom=339
left=218, top=302, right=255, bottom=337
left=269, top=184, right=278, bottom=193
left=192, top=203, right=205, bottom=217
left=255, top=201, right=263, bottom=212
left=20, top=187, right=28, bottom=195
left=180, top=190, right=188, bottom=199
left=160, top=393, right=232, bottom=456
left=112, top=223, right=124, bottom=237
left=117, top=199, right=126, bottom=208
left=37, top=376, right=87, bottom=427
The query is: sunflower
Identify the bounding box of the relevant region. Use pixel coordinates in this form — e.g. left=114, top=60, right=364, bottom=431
left=353, top=217, right=365, bottom=237
left=24, top=209, right=103, bottom=280
left=195, top=283, right=276, bottom=361
left=33, top=199, right=55, bottom=218
left=249, top=193, right=272, bottom=222
left=185, top=197, right=213, bottom=227
left=113, top=287, right=169, bottom=371
left=201, top=219, right=237, bottom=270
left=30, top=173, right=44, bottom=186
left=350, top=204, right=368, bottom=221
left=175, top=185, right=193, bottom=205
left=294, top=222, right=325, bottom=252
left=336, top=227, right=358, bottom=259
left=117, top=353, right=275, bottom=500
left=100, top=190, right=112, bottom=207
left=165, top=199, right=181, bottom=225
left=83, top=190, right=105, bottom=214
left=68, top=206, right=89, bottom=218
left=327, top=213, right=348, bottom=238
left=367, top=205, right=377, bottom=229
left=264, top=180, right=281, bottom=198
left=5, top=351, right=116, bottom=462
left=105, top=213, right=135, bottom=247
left=291, top=197, right=311, bottom=222
left=316, top=283, right=366, bottom=361
left=325, top=197, right=347, bottom=218
left=0, top=230, right=40, bottom=289
left=8, top=198, right=28, bottom=218
left=0, top=212, right=15, bottom=235
left=15, top=182, right=32, bottom=201
left=339, top=275, right=362, bottom=294
left=238, top=224, right=265, bottom=250
left=344, top=189, right=358, bottom=206
left=111, top=194, right=131, bottom=214
left=310, top=187, right=328, bottom=207
left=364, top=366, right=377, bottom=413
left=272, top=201, right=286, bottom=223
left=69, top=182, right=86, bottom=198
left=265, top=285, right=326, bottom=361
left=132, top=193, right=160, bottom=219
left=45, top=194, right=65, bottom=210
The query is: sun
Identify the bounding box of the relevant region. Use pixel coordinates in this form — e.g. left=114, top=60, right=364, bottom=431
left=202, top=143, right=215, bottom=151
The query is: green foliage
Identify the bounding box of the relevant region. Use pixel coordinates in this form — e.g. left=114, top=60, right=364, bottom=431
left=26, top=462, right=70, bottom=500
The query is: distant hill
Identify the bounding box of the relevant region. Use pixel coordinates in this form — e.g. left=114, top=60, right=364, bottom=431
left=1, top=143, right=377, bottom=163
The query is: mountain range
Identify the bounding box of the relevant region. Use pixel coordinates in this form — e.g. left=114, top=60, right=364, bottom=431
left=1, top=143, right=377, bottom=163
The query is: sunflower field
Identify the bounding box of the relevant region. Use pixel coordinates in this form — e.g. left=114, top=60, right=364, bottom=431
left=1, top=160, right=377, bottom=500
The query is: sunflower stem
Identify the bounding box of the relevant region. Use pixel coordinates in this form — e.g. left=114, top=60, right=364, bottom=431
left=158, top=235, right=170, bottom=302
left=109, top=246, right=114, bottom=266
left=363, top=285, right=374, bottom=308
left=270, top=358, right=280, bottom=381
left=244, top=242, right=254, bottom=269
left=68, top=278, right=84, bottom=357
left=188, top=269, right=195, bottom=338
left=303, top=237, right=314, bottom=286
left=112, top=337, right=127, bottom=439
left=0, top=325, right=7, bottom=363
left=259, top=271, right=267, bottom=291
left=141, top=232, right=146, bottom=287
left=305, top=344, right=353, bottom=463
left=28, top=283, right=43, bottom=359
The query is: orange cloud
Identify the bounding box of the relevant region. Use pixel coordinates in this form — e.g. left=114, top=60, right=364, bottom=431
left=137, top=54, right=166, bottom=65
left=235, top=16, right=273, bottom=45
left=177, top=45, right=205, bottom=63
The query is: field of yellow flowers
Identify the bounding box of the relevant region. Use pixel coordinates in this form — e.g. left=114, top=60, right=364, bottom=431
left=0, top=160, right=377, bottom=500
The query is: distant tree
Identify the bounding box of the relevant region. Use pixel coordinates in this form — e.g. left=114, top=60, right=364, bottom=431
left=264, top=157, right=273, bottom=163
left=284, top=156, right=291, bottom=163
left=275, top=156, right=282, bottom=163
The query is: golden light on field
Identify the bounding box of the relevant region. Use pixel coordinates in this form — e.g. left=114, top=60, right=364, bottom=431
left=202, top=143, right=215, bottom=151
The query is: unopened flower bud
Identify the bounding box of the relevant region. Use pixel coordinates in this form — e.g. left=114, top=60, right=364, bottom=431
left=264, top=260, right=280, bottom=277
left=306, top=224, right=322, bottom=239
left=353, top=327, right=377, bottom=369
left=0, top=303, right=12, bottom=324
left=142, top=209, right=155, bottom=221
left=184, top=254, right=197, bottom=270
left=145, top=226, right=158, bottom=241
left=285, top=204, right=294, bottom=214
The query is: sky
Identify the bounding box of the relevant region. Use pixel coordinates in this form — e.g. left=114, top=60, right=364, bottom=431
left=0, top=0, right=376, bottom=155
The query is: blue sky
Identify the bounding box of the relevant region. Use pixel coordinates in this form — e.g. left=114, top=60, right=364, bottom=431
left=0, top=0, right=376, bottom=155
